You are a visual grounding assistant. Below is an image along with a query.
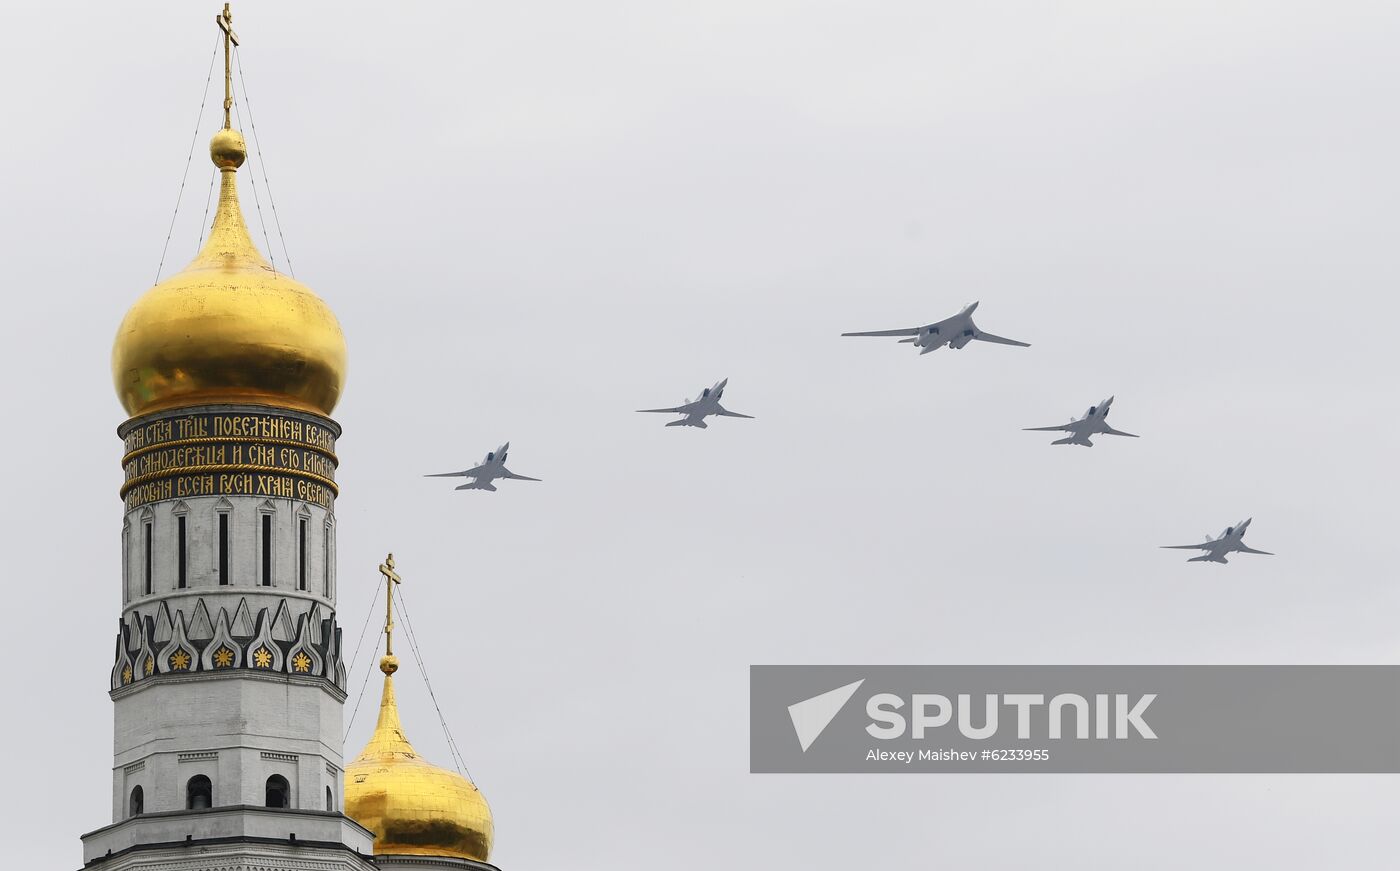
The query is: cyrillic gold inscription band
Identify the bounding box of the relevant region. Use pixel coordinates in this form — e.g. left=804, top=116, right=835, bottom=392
left=122, top=434, right=339, bottom=466
left=121, top=410, right=337, bottom=453
left=118, top=408, right=339, bottom=511
left=123, top=445, right=337, bottom=484
left=123, top=471, right=337, bottom=511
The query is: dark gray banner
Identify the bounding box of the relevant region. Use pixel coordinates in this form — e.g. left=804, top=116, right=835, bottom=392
left=750, top=665, right=1400, bottom=773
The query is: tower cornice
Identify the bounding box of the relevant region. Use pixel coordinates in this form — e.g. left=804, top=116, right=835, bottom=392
left=109, top=667, right=348, bottom=704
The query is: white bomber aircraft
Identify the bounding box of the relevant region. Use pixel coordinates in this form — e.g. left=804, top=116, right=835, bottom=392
left=425, top=443, right=541, bottom=491
left=1161, top=518, right=1273, bottom=564
left=637, top=378, right=754, bottom=429
left=841, top=302, right=1030, bottom=355
left=1024, top=396, right=1139, bottom=447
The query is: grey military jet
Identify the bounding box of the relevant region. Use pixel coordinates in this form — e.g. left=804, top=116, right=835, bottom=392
left=841, top=302, right=1030, bottom=355
left=425, top=443, right=541, bottom=491
left=637, top=378, right=754, bottom=429
left=1162, top=518, right=1273, bottom=564
left=1024, top=396, right=1139, bottom=447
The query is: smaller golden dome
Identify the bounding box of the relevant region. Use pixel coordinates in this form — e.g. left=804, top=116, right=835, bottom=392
left=344, top=659, right=494, bottom=862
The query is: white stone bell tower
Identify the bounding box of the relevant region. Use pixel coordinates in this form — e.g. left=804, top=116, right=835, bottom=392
left=78, top=5, right=376, bottom=869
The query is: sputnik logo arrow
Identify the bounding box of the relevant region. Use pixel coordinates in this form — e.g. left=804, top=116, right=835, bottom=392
left=787, top=679, right=865, bottom=752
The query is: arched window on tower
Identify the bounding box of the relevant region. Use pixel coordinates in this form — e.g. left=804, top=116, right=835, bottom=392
left=186, top=775, right=212, bottom=810
left=265, top=774, right=290, bottom=809
left=324, top=519, right=333, bottom=597
left=298, top=517, right=308, bottom=591
left=261, top=513, right=273, bottom=586
left=129, top=785, right=144, bottom=817
left=177, top=513, right=188, bottom=589
left=325, top=785, right=334, bottom=812
left=217, top=509, right=230, bottom=585
left=143, top=520, right=153, bottom=595
left=121, top=519, right=130, bottom=603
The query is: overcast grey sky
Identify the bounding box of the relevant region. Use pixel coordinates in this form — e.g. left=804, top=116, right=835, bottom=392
left=3, top=1, right=1398, bottom=868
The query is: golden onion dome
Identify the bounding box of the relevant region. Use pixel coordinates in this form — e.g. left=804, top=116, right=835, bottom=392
left=344, top=655, right=494, bottom=862
left=112, top=128, right=347, bottom=418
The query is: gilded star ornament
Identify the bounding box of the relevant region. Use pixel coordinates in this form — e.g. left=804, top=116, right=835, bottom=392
left=213, top=647, right=235, bottom=668
left=291, top=651, right=312, bottom=673
left=122, top=665, right=133, bottom=685
left=144, top=657, right=154, bottom=676
left=170, top=649, right=192, bottom=671
left=253, top=647, right=273, bottom=668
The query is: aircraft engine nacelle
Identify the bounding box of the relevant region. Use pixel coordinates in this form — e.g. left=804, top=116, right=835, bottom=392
left=949, top=333, right=974, bottom=349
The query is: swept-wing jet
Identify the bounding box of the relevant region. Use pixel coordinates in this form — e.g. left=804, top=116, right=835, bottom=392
left=425, top=443, right=541, bottom=491
left=841, top=302, right=1030, bottom=355
left=1161, top=518, right=1273, bottom=564
left=1024, top=396, right=1139, bottom=447
left=637, top=378, right=754, bottom=428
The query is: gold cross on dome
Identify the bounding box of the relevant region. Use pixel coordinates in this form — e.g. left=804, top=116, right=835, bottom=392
left=378, top=553, right=402, bottom=655
left=216, top=4, right=241, bottom=129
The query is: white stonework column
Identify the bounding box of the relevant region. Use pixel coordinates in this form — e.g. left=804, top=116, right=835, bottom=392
left=81, top=404, right=376, bottom=871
